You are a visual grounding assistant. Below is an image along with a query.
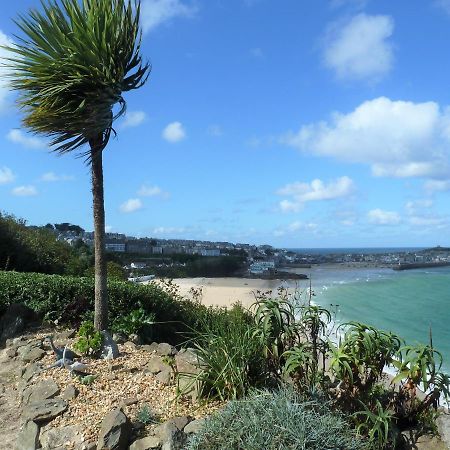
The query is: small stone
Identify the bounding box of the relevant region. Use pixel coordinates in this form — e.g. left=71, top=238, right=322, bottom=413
left=61, top=384, right=78, bottom=401
left=121, top=397, right=138, bottom=407
left=123, top=341, right=137, bottom=351
left=22, top=363, right=41, bottom=384
left=4, top=347, right=17, bottom=359
left=183, top=418, right=205, bottom=434
left=24, top=398, right=68, bottom=423
left=97, top=408, right=131, bottom=450
left=22, top=379, right=59, bottom=405
left=145, top=355, right=167, bottom=374
left=54, top=329, right=76, bottom=340
left=154, top=421, right=186, bottom=450
left=106, top=373, right=117, bottom=381
left=156, top=369, right=172, bottom=386
left=15, top=420, right=40, bottom=450
left=112, top=333, right=126, bottom=344
left=100, top=331, right=119, bottom=360
left=21, top=347, right=45, bottom=364
left=129, top=334, right=143, bottom=345
left=140, top=343, right=158, bottom=353
left=155, top=343, right=177, bottom=357
left=129, top=435, right=161, bottom=450
left=166, top=416, right=191, bottom=432
left=40, top=424, right=84, bottom=449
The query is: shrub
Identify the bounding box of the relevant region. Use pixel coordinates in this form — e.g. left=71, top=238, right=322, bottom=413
left=73, top=321, right=103, bottom=356
left=137, top=404, right=157, bottom=425
left=186, top=388, right=368, bottom=450
left=110, top=307, right=155, bottom=338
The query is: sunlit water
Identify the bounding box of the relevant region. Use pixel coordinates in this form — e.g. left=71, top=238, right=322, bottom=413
left=289, top=266, right=450, bottom=373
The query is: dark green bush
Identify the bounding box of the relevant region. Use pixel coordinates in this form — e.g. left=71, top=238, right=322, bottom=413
left=186, top=388, right=368, bottom=450
left=0, top=271, right=220, bottom=344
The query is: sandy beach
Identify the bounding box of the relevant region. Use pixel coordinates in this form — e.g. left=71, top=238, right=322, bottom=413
left=156, top=277, right=303, bottom=308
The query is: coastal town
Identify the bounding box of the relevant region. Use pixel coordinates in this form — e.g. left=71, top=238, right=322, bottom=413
left=50, top=224, right=450, bottom=276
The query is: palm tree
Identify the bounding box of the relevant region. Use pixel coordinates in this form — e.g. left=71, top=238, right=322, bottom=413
left=4, top=0, right=150, bottom=331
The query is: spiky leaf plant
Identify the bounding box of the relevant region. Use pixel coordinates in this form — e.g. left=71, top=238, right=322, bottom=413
left=4, top=0, right=150, bottom=330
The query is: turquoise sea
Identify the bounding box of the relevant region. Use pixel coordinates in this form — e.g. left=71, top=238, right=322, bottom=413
left=294, top=265, right=450, bottom=373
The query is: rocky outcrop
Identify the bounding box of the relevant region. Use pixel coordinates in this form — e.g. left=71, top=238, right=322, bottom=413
left=96, top=409, right=131, bottom=450
left=175, top=348, right=203, bottom=401
left=40, top=424, right=84, bottom=449
left=15, top=420, right=40, bottom=450
left=0, top=304, right=38, bottom=343
left=23, top=398, right=68, bottom=423
left=22, top=379, right=59, bottom=405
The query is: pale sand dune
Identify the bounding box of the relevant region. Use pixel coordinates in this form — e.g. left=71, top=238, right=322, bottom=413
left=157, top=277, right=295, bottom=308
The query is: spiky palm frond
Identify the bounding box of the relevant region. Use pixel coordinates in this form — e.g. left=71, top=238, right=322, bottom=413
left=4, top=0, right=150, bottom=156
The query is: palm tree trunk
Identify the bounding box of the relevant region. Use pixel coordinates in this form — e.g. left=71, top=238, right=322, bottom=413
left=90, top=136, right=108, bottom=331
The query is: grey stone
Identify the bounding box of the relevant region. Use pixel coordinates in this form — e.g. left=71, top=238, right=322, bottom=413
left=175, top=349, right=201, bottom=374
left=22, top=363, right=41, bottom=384
left=129, top=436, right=161, bottom=450
left=140, top=343, right=158, bottom=353
left=145, top=356, right=167, bottom=374
left=166, top=416, right=191, bottom=432
left=60, top=384, right=78, bottom=400
left=183, top=418, right=205, bottom=434
left=97, top=409, right=131, bottom=450
left=156, top=369, right=172, bottom=386
left=54, top=329, right=76, bottom=340
left=4, top=347, right=17, bottom=359
left=123, top=341, right=137, bottom=351
left=0, top=303, right=38, bottom=341
left=155, top=343, right=177, bottom=357
left=112, top=333, right=126, bottom=344
left=129, top=334, right=143, bottom=345
left=15, top=420, right=40, bottom=450
left=100, top=331, right=119, bottom=360
left=40, top=424, right=83, bottom=449
left=19, top=342, right=45, bottom=364
left=24, top=398, right=68, bottom=423
left=120, top=397, right=138, bottom=407
left=22, top=379, right=59, bottom=405
left=154, top=422, right=186, bottom=450
left=437, top=413, right=450, bottom=447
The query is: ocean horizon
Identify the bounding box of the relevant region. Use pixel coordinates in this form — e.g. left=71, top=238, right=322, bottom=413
left=287, top=247, right=427, bottom=255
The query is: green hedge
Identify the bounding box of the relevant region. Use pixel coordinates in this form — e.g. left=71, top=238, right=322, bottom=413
left=0, top=271, right=209, bottom=344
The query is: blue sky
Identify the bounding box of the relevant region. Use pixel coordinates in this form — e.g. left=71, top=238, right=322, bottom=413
left=1, top=0, right=450, bottom=248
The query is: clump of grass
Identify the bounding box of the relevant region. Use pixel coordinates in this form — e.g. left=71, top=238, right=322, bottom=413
left=186, top=387, right=368, bottom=450
left=137, top=404, right=157, bottom=425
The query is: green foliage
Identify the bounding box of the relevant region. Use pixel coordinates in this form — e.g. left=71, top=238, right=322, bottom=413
left=79, top=374, right=97, bottom=385
left=0, top=212, right=74, bottom=274
left=73, top=321, right=103, bottom=356
left=186, top=388, right=368, bottom=450
left=186, top=305, right=268, bottom=401
left=5, top=0, right=149, bottom=155
left=137, top=404, right=157, bottom=425
left=110, top=307, right=155, bottom=337
left=354, top=400, right=397, bottom=449
left=84, top=261, right=127, bottom=281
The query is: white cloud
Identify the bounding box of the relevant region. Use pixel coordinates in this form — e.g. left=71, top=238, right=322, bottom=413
left=281, top=97, right=450, bottom=179
left=40, top=172, right=75, bottom=182
left=120, top=198, right=143, bottom=213
left=408, top=215, right=447, bottom=227
left=141, top=0, right=196, bottom=33
left=138, top=184, right=170, bottom=199
left=162, top=121, right=186, bottom=143
left=436, top=0, right=450, bottom=15
left=120, top=111, right=147, bottom=129
left=7, top=129, right=46, bottom=150
left=105, top=225, right=113, bottom=233
left=274, top=221, right=318, bottom=237
left=152, top=226, right=186, bottom=235
left=330, top=0, right=368, bottom=9
left=0, top=167, right=15, bottom=184
left=0, top=31, right=14, bottom=113
left=367, top=208, right=400, bottom=225
left=424, top=179, right=450, bottom=193
left=405, top=199, right=433, bottom=215
left=323, top=13, right=394, bottom=82
left=277, top=176, right=354, bottom=212
left=12, top=185, right=38, bottom=197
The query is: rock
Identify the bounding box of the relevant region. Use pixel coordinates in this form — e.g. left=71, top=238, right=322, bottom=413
left=15, top=420, right=40, bottom=450
left=4, top=347, right=17, bottom=359
left=97, top=409, right=131, bottom=450
left=155, top=343, right=177, bottom=357
left=120, top=397, right=138, bottom=407
left=156, top=369, right=172, bottom=385
left=166, top=416, right=191, bottom=432
left=61, top=384, right=78, bottom=400
left=123, top=341, right=137, bottom=351
left=437, top=413, right=450, bottom=447
left=112, top=333, right=126, bottom=345
left=24, top=398, right=68, bottom=423
left=21, top=347, right=45, bottom=364
left=140, top=343, right=158, bottom=353
left=22, top=363, right=41, bottom=384
left=183, top=418, right=205, bottom=434
left=0, top=303, right=38, bottom=342
left=129, top=435, right=161, bottom=450
left=145, top=355, right=167, bottom=374
left=175, top=349, right=201, bottom=374
left=106, top=373, right=118, bottom=381
left=40, top=424, right=83, bottom=449
left=100, top=331, right=119, bottom=360
left=22, top=379, right=59, bottom=405
left=129, top=334, right=143, bottom=345
left=154, top=422, right=186, bottom=450
left=54, top=329, right=76, bottom=340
